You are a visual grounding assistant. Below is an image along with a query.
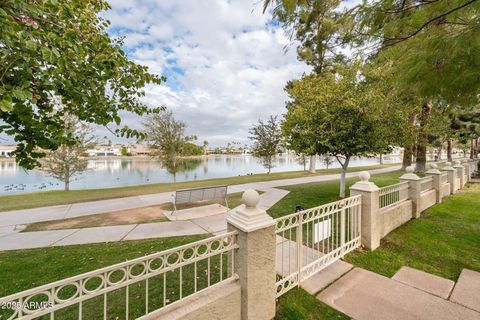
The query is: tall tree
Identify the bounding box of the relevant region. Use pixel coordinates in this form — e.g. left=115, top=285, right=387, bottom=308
left=283, top=64, right=397, bottom=197
left=0, top=1, right=164, bottom=168
left=40, top=115, right=94, bottom=191
left=264, top=0, right=350, bottom=175
left=142, top=110, right=195, bottom=180
left=350, top=0, right=480, bottom=169
left=249, top=115, right=283, bottom=174
left=203, top=140, right=209, bottom=155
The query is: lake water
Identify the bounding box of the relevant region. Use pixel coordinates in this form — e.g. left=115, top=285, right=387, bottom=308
left=0, top=155, right=402, bottom=195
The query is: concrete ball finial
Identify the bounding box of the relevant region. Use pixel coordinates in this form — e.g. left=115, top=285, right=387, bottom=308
left=406, top=166, right=414, bottom=173
left=455, top=160, right=461, bottom=165
left=242, top=189, right=259, bottom=208
left=358, top=171, right=370, bottom=182
left=430, top=163, right=438, bottom=169
left=445, top=162, right=452, bottom=167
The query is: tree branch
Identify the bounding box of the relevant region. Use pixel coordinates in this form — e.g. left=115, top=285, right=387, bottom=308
left=383, top=0, right=479, bottom=47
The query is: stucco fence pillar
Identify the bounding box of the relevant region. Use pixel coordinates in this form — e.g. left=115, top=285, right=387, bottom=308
left=227, top=190, right=276, bottom=320
left=442, top=162, right=457, bottom=195
left=454, top=160, right=465, bottom=188
left=350, top=171, right=380, bottom=250
left=426, top=164, right=442, bottom=204
left=400, top=166, right=421, bottom=218
left=464, top=162, right=471, bottom=183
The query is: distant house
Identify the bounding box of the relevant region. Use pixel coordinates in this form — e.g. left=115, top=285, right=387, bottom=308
left=86, top=144, right=125, bottom=157
left=0, top=146, right=16, bottom=157
left=130, top=145, right=154, bottom=156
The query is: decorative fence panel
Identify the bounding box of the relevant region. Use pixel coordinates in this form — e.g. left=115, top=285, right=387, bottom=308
left=0, top=232, right=238, bottom=320
left=379, top=182, right=409, bottom=209
left=420, top=176, right=434, bottom=193
left=275, top=195, right=361, bottom=298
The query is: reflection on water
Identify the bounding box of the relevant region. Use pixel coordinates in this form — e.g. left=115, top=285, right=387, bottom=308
left=0, top=155, right=401, bottom=194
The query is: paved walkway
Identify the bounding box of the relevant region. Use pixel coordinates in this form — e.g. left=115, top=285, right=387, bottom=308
left=314, top=267, right=480, bottom=320
left=0, top=187, right=289, bottom=251
left=0, top=166, right=400, bottom=251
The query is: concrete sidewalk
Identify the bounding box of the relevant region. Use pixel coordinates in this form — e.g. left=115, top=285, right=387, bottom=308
left=0, top=186, right=290, bottom=251
left=316, top=267, right=480, bottom=320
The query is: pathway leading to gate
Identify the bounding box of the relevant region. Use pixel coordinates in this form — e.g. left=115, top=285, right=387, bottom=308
left=307, top=266, right=480, bottom=320
left=0, top=165, right=401, bottom=251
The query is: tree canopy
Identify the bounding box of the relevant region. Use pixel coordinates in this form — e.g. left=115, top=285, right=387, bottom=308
left=0, top=0, right=164, bottom=168
left=283, top=64, right=398, bottom=196
left=249, top=115, right=283, bottom=173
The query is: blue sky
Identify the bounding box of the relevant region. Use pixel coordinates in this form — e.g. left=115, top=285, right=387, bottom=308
left=0, top=0, right=360, bottom=147
left=101, top=0, right=311, bottom=147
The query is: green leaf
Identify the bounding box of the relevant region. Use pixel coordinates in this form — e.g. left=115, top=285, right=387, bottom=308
left=0, top=100, right=13, bottom=112
left=26, top=40, right=37, bottom=51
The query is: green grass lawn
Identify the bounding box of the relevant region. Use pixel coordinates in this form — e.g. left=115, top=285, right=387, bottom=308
left=0, top=164, right=394, bottom=212
left=345, top=183, right=480, bottom=281
left=267, top=170, right=404, bottom=219
left=0, top=235, right=236, bottom=319
left=0, top=236, right=205, bottom=297
left=275, top=288, right=350, bottom=320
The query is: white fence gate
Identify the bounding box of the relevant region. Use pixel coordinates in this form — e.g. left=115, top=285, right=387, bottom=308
left=275, top=195, right=362, bottom=297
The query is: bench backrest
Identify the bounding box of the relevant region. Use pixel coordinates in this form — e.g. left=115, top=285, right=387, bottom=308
left=174, top=186, right=228, bottom=205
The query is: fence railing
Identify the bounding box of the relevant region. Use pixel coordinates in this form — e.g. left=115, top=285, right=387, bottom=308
left=0, top=232, right=238, bottom=320
left=420, top=176, right=434, bottom=193
left=441, top=172, right=449, bottom=184
left=275, top=195, right=361, bottom=298
left=379, top=182, right=409, bottom=209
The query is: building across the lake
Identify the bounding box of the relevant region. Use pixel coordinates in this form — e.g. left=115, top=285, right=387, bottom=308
left=86, top=144, right=154, bottom=157
left=130, top=145, right=154, bottom=156
left=86, top=144, right=125, bottom=157
left=0, top=145, right=15, bottom=157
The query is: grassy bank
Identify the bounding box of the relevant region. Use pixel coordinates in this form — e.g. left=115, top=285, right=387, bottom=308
left=0, top=164, right=394, bottom=212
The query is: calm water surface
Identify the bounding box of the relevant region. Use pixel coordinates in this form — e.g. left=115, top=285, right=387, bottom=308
left=0, top=155, right=401, bottom=195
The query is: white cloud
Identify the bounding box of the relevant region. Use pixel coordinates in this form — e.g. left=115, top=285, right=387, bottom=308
left=102, top=0, right=311, bottom=146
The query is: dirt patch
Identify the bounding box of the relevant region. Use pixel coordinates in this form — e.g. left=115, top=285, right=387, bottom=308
left=23, top=206, right=168, bottom=232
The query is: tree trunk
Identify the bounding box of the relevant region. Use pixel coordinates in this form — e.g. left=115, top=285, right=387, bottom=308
left=415, top=102, right=432, bottom=172
left=379, top=154, right=383, bottom=165
left=471, top=138, right=475, bottom=159
left=475, top=138, right=479, bottom=159
left=309, top=155, right=316, bottom=173
left=64, top=165, right=70, bottom=191
left=402, top=145, right=413, bottom=169
left=437, top=148, right=441, bottom=160
left=447, top=139, right=452, bottom=162
left=402, top=114, right=417, bottom=170
left=339, top=156, right=350, bottom=199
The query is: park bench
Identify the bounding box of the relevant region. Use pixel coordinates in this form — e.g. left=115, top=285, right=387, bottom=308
left=172, top=185, right=229, bottom=215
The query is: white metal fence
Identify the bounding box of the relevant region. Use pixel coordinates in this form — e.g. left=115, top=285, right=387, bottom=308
left=0, top=232, right=238, bottom=320
left=420, top=176, right=434, bottom=193
left=379, top=182, right=409, bottom=209
left=275, top=195, right=362, bottom=298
